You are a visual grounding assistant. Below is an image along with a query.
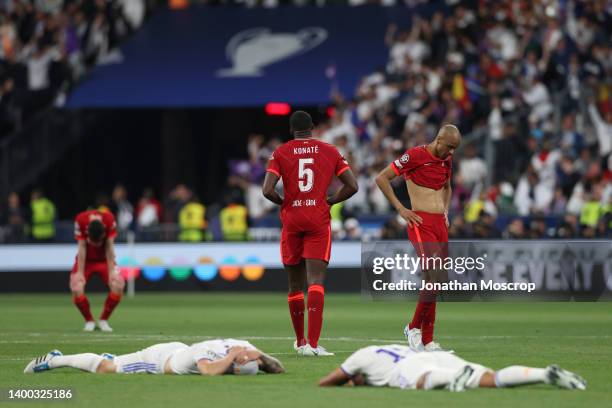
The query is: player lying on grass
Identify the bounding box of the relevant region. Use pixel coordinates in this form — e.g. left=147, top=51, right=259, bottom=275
left=24, top=339, right=284, bottom=376
left=319, top=344, right=586, bottom=391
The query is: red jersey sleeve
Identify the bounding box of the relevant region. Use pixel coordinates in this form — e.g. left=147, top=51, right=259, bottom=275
left=266, top=149, right=281, bottom=177
left=390, top=147, right=424, bottom=177
left=74, top=213, right=86, bottom=241
left=334, top=149, right=350, bottom=177
left=104, top=212, right=118, bottom=239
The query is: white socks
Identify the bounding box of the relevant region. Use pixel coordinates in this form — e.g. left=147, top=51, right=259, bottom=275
left=49, top=353, right=104, bottom=373
left=495, top=366, right=547, bottom=387
left=424, top=370, right=456, bottom=390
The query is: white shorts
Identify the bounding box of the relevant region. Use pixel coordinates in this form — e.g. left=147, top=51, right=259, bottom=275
left=389, top=351, right=492, bottom=390
left=114, top=342, right=189, bottom=374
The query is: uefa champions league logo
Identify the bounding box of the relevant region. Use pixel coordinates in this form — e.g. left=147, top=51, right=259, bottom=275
left=216, top=27, right=328, bottom=77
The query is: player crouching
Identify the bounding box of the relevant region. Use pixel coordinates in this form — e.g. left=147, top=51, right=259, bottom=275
left=71, top=209, right=124, bottom=332
left=319, top=344, right=586, bottom=391
left=24, top=339, right=284, bottom=376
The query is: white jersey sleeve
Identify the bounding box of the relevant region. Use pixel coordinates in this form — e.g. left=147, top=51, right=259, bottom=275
left=192, top=346, right=218, bottom=362
left=341, top=345, right=414, bottom=387
left=341, top=347, right=377, bottom=377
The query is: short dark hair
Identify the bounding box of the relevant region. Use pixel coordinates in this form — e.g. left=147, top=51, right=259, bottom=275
left=87, top=220, right=106, bottom=242
left=290, top=111, right=313, bottom=134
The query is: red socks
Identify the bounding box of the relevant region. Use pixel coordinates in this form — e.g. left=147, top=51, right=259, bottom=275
left=100, top=292, right=122, bottom=321
left=73, top=294, right=94, bottom=322
left=307, top=284, right=325, bottom=348
left=287, top=291, right=306, bottom=346
left=288, top=285, right=325, bottom=348
left=409, top=290, right=438, bottom=345
left=421, top=301, right=436, bottom=345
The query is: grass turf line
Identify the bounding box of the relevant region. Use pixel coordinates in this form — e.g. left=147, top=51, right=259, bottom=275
left=0, top=293, right=611, bottom=408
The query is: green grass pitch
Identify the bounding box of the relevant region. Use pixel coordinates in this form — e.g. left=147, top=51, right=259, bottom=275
left=1, top=293, right=611, bottom=408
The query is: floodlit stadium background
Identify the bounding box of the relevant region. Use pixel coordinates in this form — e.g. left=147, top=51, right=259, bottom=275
left=0, top=2, right=611, bottom=407
left=1, top=0, right=610, bottom=291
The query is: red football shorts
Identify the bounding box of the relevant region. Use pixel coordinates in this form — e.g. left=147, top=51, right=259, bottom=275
left=71, top=259, right=111, bottom=285
left=407, top=211, right=449, bottom=264
left=280, top=223, right=332, bottom=266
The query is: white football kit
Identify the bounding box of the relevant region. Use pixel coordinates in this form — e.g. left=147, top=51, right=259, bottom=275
left=341, top=345, right=491, bottom=389
left=113, top=339, right=257, bottom=375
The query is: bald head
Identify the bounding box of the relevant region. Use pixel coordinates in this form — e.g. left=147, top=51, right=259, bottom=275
left=437, top=124, right=461, bottom=143
left=432, top=124, right=461, bottom=158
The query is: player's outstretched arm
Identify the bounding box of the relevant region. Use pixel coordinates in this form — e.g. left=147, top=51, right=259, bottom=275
left=318, top=367, right=352, bottom=386
left=375, top=165, right=422, bottom=227
left=327, top=168, right=358, bottom=206
left=262, top=172, right=283, bottom=205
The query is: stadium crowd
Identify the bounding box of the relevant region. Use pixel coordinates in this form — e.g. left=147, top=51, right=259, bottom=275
left=1, top=0, right=611, bottom=242
left=235, top=0, right=612, bottom=239
left=0, top=0, right=150, bottom=136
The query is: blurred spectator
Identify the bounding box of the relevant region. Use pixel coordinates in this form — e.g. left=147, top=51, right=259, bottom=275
left=448, top=215, right=467, bottom=238
left=165, top=184, right=192, bottom=222
left=495, top=182, right=516, bottom=215
left=555, top=214, right=579, bottom=238
left=380, top=214, right=407, bottom=240
left=178, top=195, right=207, bottom=242
left=579, top=187, right=604, bottom=228
left=527, top=217, right=548, bottom=239
left=1, top=191, right=26, bottom=242
left=550, top=188, right=568, bottom=215
left=118, top=0, right=145, bottom=30
left=343, top=218, right=362, bottom=240
left=472, top=212, right=500, bottom=238
left=219, top=192, right=248, bottom=241
left=458, top=144, right=486, bottom=191
left=556, top=155, right=581, bottom=199
left=587, top=101, right=612, bottom=161
left=559, top=113, right=584, bottom=157
left=30, top=188, right=55, bottom=241
left=135, top=188, right=161, bottom=228
left=514, top=169, right=553, bottom=216
left=502, top=219, right=527, bottom=240
left=464, top=191, right=496, bottom=223
left=110, top=183, right=133, bottom=231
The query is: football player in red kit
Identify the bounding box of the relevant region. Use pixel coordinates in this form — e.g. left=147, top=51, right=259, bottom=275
left=70, top=210, right=125, bottom=332
left=376, top=125, right=461, bottom=352
left=262, top=111, right=358, bottom=356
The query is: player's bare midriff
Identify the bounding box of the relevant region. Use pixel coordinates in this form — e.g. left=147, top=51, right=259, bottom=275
left=406, top=179, right=446, bottom=214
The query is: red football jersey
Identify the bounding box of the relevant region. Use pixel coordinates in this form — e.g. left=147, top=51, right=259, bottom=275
left=391, top=145, right=452, bottom=190
left=74, top=210, right=117, bottom=262
left=266, top=138, right=350, bottom=227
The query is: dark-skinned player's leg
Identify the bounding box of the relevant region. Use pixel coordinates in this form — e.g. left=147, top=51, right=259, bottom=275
left=305, top=258, right=327, bottom=349
left=285, top=260, right=307, bottom=347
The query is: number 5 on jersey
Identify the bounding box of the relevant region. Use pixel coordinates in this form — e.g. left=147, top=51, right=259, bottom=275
left=299, top=158, right=314, bottom=192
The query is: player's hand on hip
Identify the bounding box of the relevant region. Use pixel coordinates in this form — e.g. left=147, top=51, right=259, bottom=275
left=399, top=208, right=422, bottom=228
